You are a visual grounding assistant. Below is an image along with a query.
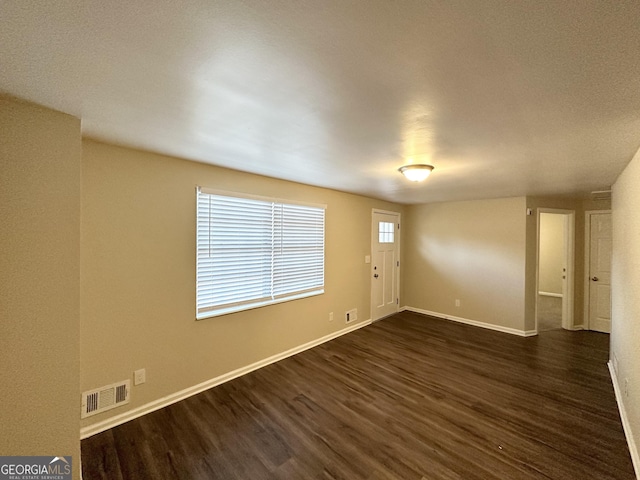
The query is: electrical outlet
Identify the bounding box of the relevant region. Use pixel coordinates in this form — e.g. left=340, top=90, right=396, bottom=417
left=345, top=308, right=358, bottom=324
left=134, top=368, right=146, bottom=386
left=329, top=312, right=334, bottom=322
left=455, top=299, right=461, bottom=307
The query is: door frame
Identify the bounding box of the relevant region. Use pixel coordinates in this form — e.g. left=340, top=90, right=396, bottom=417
left=535, top=208, right=576, bottom=332
left=371, top=209, right=401, bottom=321
left=583, top=209, right=612, bottom=330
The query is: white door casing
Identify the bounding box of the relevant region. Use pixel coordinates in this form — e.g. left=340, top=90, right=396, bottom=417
left=587, top=212, right=612, bottom=333
left=371, top=210, right=400, bottom=321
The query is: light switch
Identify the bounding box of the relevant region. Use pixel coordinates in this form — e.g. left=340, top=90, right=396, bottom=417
left=134, top=368, right=146, bottom=386
left=365, top=255, right=371, bottom=264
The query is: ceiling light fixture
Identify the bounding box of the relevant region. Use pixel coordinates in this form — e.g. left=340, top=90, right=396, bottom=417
left=398, top=164, right=434, bottom=182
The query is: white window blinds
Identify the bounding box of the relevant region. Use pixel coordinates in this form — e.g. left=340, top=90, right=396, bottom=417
left=196, top=188, right=325, bottom=318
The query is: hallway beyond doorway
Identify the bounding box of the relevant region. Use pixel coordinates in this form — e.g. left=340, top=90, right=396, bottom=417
left=538, top=294, right=562, bottom=331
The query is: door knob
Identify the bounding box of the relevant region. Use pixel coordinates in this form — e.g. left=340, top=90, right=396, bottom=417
left=374, top=274, right=379, bottom=278
left=591, top=276, right=599, bottom=281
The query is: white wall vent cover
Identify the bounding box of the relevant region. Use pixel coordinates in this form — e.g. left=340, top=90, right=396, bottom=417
left=590, top=190, right=612, bottom=202
left=81, top=380, right=130, bottom=418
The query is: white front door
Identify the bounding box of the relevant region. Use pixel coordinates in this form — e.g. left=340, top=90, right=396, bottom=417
left=371, top=211, right=400, bottom=321
left=588, top=213, right=612, bottom=333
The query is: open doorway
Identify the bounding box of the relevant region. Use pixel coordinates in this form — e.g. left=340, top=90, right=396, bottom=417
left=536, top=209, right=575, bottom=332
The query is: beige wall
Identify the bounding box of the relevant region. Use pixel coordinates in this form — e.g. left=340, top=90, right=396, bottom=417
left=611, top=145, right=640, bottom=472
left=80, top=139, right=404, bottom=430
left=402, top=194, right=612, bottom=334
left=402, top=197, right=528, bottom=332
left=0, top=97, right=81, bottom=477
left=538, top=213, right=565, bottom=295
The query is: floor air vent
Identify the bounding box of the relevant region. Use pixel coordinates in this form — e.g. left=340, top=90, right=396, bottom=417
left=81, top=380, right=130, bottom=418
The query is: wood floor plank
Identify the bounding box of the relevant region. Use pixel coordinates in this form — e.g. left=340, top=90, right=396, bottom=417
left=82, top=312, right=635, bottom=479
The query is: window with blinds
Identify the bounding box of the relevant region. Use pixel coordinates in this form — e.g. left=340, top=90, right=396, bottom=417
left=196, top=188, right=325, bottom=319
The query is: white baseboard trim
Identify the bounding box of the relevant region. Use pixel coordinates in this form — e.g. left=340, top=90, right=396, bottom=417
left=538, top=291, right=563, bottom=298
left=80, top=319, right=372, bottom=439
left=401, top=306, right=535, bottom=337
left=608, top=361, right=640, bottom=479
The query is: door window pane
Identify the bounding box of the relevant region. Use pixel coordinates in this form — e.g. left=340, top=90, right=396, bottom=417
left=378, top=221, right=395, bottom=243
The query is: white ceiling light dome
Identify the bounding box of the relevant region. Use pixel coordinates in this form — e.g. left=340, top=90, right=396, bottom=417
left=398, top=164, right=434, bottom=182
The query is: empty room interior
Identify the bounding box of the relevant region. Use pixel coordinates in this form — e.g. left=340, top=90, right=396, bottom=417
left=2, top=2, right=640, bottom=479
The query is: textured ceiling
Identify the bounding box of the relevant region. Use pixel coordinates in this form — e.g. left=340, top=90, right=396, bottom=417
left=1, top=0, right=639, bottom=204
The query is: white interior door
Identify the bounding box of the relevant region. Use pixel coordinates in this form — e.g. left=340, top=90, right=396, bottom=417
left=371, top=211, right=400, bottom=321
left=588, top=213, right=612, bottom=333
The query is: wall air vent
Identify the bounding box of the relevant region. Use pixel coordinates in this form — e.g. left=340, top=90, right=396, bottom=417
left=81, top=380, right=130, bottom=418
left=590, top=190, right=612, bottom=202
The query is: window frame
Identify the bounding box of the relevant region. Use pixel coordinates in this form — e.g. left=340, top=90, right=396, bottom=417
left=196, top=187, right=326, bottom=319
left=378, top=221, right=395, bottom=244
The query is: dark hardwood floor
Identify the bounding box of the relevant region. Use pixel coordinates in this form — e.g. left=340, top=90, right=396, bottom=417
left=82, top=312, right=635, bottom=479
